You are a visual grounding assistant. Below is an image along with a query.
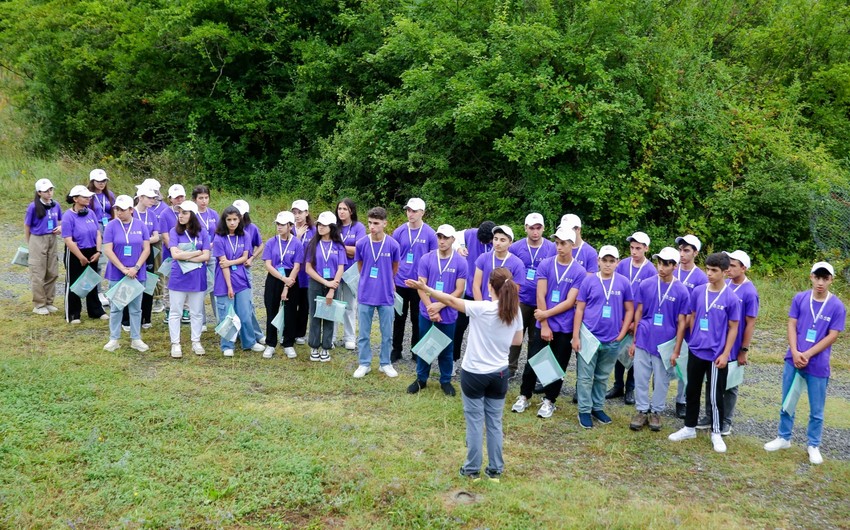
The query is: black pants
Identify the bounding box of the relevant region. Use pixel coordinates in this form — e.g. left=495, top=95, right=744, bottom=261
left=460, top=368, right=510, bottom=400
left=452, top=295, right=476, bottom=361
left=508, top=303, right=538, bottom=373
left=612, top=361, right=635, bottom=391
left=520, top=331, right=573, bottom=403
left=292, top=283, right=310, bottom=338
left=685, top=352, right=728, bottom=432
left=264, top=271, right=297, bottom=348
left=392, top=285, right=420, bottom=360
left=64, top=247, right=105, bottom=321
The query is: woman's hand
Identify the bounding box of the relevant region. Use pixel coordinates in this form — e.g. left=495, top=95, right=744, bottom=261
left=404, top=278, right=426, bottom=291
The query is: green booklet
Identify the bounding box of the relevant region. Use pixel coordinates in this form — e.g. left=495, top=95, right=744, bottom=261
left=157, top=257, right=173, bottom=277
left=69, top=266, right=102, bottom=298
left=726, top=360, right=745, bottom=389
left=577, top=324, right=601, bottom=364
left=143, top=272, right=159, bottom=296
left=271, top=301, right=286, bottom=331
left=11, top=246, right=29, bottom=267
left=411, top=325, right=452, bottom=364
left=394, top=292, right=404, bottom=316
left=342, top=263, right=360, bottom=298
left=658, top=339, right=689, bottom=376
left=616, top=334, right=634, bottom=370
left=104, top=276, right=144, bottom=311
left=528, top=345, right=565, bottom=387
left=781, top=371, right=807, bottom=415
left=314, top=297, right=347, bottom=323
left=215, top=305, right=241, bottom=342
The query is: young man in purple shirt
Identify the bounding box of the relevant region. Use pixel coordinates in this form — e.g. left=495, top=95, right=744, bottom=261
left=628, top=247, right=689, bottom=432
left=764, top=262, right=846, bottom=465
left=391, top=198, right=438, bottom=363
left=507, top=213, right=556, bottom=376
left=354, top=207, right=401, bottom=378
left=559, top=214, right=598, bottom=273
left=472, top=225, right=525, bottom=302
left=407, top=224, right=468, bottom=396
left=669, top=252, right=740, bottom=454
left=572, top=245, right=634, bottom=429
left=452, top=220, right=495, bottom=362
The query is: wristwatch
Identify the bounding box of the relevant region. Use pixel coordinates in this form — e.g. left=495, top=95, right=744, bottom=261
left=740, top=347, right=749, bottom=352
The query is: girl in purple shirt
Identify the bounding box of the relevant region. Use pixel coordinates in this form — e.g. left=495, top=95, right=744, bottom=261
left=25, top=179, right=63, bottom=315
left=261, top=211, right=304, bottom=359
left=233, top=199, right=265, bottom=344
left=87, top=169, right=116, bottom=229
left=305, top=212, right=348, bottom=362
left=291, top=200, right=316, bottom=344
left=62, top=185, right=107, bottom=323
left=337, top=198, right=366, bottom=350
left=122, top=188, right=160, bottom=330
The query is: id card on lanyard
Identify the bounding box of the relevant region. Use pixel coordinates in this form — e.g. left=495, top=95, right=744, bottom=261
left=655, top=277, right=677, bottom=327
left=700, top=285, right=728, bottom=332
left=120, top=219, right=135, bottom=257
left=597, top=273, right=614, bottom=318
left=551, top=259, right=575, bottom=304
left=807, top=293, right=831, bottom=343
left=320, top=241, right=334, bottom=278
left=369, top=235, right=387, bottom=279
left=227, top=235, right=240, bottom=271
left=434, top=251, right=454, bottom=293
left=406, top=223, right=423, bottom=265
left=277, top=235, right=293, bottom=277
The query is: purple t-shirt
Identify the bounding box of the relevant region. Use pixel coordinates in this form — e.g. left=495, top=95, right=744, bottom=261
left=727, top=279, right=760, bottom=361
left=197, top=209, right=219, bottom=243
left=461, top=229, right=493, bottom=297
left=213, top=234, right=250, bottom=296
left=687, top=284, right=741, bottom=361
left=417, top=250, right=469, bottom=324
left=615, top=258, right=658, bottom=295
left=296, top=226, right=317, bottom=288
left=577, top=272, right=634, bottom=343
left=674, top=265, right=708, bottom=293
left=355, top=234, right=401, bottom=306
left=91, top=191, right=115, bottom=227
left=61, top=208, right=100, bottom=249
left=167, top=228, right=209, bottom=292
left=510, top=238, right=557, bottom=306
left=392, top=222, right=438, bottom=286
left=261, top=235, right=304, bottom=271
left=150, top=201, right=169, bottom=218
left=474, top=251, right=526, bottom=301
left=103, top=218, right=150, bottom=282
left=307, top=240, right=348, bottom=281
left=535, top=256, right=586, bottom=334
left=133, top=208, right=159, bottom=239
left=24, top=201, right=62, bottom=236
left=572, top=242, right=599, bottom=273
left=786, top=290, right=846, bottom=378
left=158, top=208, right=179, bottom=260
left=634, top=277, right=691, bottom=357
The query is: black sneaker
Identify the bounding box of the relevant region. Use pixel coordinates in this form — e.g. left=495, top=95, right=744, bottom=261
left=572, top=393, right=578, bottom=404
left=675, top=402, right=687, bottom=419
left=591, top=410, right=612, bottom=424
left=441, top=382, right=456, bottom=397
left=459, top=467, right=480, bottom=482
left=484, top=469, right=501, bottom=483
left=407, top=380, right=426, bottom=394
left=624, top=389, right=635, bottom=405
left=720, top=422, right=732, bottom=436
left=696, top=415, right=712, bottom=430
left=605, top=386, right=624, bottom=399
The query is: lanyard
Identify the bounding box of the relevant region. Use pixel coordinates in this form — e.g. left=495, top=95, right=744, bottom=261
left=97, top=193, right=107, bottom=212
left=492, top=251, right=508, bottom=271
left=657, top=277, right=677, bottom=308
left=704, top=284, right=728, bottom=314
left=134, top=208, right=149, bottom=228
left=526, top=240, right=543, bottom=268
left=437, top=251, right=454, bottom=278
left=319, top=240, right=333, bottom=264
left=199, top=211, right=212, bottom=231
left=553, top=259, right=575, bottom=286
left=597, top=272, right=614, bottom=304
left=809, top=292, right=831, bottom=328
left=728, top=277, right=748, bottom=293
left=573, top=241, right=585, bottom=262
left=630, top=258, right=647, bottom=284
left=187, top=234, right=198, bottom=249
left=342, top=223, right=352, bottom=243
left=120, top=219, right=134, bottom=245
left=677, top=265, right=696, bottom=285
left=226, top=235, right=240, bottom=259
left=277, top=235, right=293, bottom=266
left=407, top=223, right=424, bottom=251
left=370, top=235, right=387, bottom=263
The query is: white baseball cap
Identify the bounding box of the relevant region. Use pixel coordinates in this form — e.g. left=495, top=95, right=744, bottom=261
left=114, top=195, right=134, bottom=210
left=233, top=199, right=250, bottom=215
left=291, top=199, right=309, bottom=212
left=811, top=261, right=835, bottom=276
left=599, top=245, right=620, bottom=259
left=137, top=178, right=161, bottom=191
left=168, top=184, right=186, bottom=199
left=275, top=211, right=295, bottom=225
left=178, top=201, right=199, bottom=215
left=724, top=250, right=751, bottom=269
left=627, top=231, right=650, bottom=246
left=68, top=185, right=95, bottom=198
left=436, top=224, right=456, bottom=238
left=404, top=197, right=426, bottom=211
left=317, top=211, right=337, bottom=226
left=652, top=247, right=680, bottom=264
left=675, top=234, right=702, bottom=252
left=492, top=225, right=514, bottom=241
left=525, top=212, right=545, bottom=227
left=136, top=187, right=158, bottom=198
left=35, top=179, right=55, bottom=192
left=560, top=213, right=582, bottom=229
left=552, top=226, right=576, bottom=243
left=89, top=168, right=108, bottom=182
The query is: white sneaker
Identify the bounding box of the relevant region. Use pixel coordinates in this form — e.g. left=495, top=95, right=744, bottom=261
left=258, top=335, right=266, bottom=345
left=668, top=427, right=697, bottom=442
left=223, top=349, right=234, bottom=357
left=353, top=365, right=371, bottom=378
left=379, top=364, right=398, bottom=378
left=69, top=319, right=81, bottom=325
left=101, top=314, right=110, bottom=321
left=141, top=322, right=151, bottom=328
left=284, top=347, right=296, bottom=358
left=808, top=446, right=823, bottom=465
left=262, top=346, right=275, bottom=359
left=45, top=305, right=59, bottom=313
left=295, top=337, right=306, bottom=345
left=33, top=307, right=49, bottom=315
left=99, top=293, right=110, bottom=306
left=711, top=433, right=727, bottom=453
left=310, top=349, right=321, bottom=362
left=201, top=325, right=208, bottom=332
left=151, top=300, right=164, bottom=313
left=764, top=437, right=791, bottom=452
left=320, top=349, right=331, bottom=362
left=171, top=344, right=183, bottom=358
left=250, top=343, right=265, bottom=353
left=130, top=339, right=149, bottom=352
left=122, top=325, right=130, bottom=332
left=537, top=399, right=556, bottom=419
left=103, top=340, right=120, bottom=352
left=512, top=395, right=528, bottom=413
left=192, top=342, right=205, bottom=356
left=344, top=341, right=356, bottom=350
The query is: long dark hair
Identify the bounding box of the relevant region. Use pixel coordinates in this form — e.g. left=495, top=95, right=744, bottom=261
left=216, top=206, right=244, bottom=237
left=33, top=192, right=54, bottom=219
left=338, top=198, right=358, bottom=224
left=306, top=222, right=344, bottom=267
left=176, top=210, right=202, bottom=237
left=489, top=267, right=519, bottom=325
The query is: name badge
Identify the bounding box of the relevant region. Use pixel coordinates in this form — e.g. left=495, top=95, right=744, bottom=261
left=102, top=217, right=109, bottom=226
left=231, top=265, right=238, bottom=271
left=277, top=267, right=287, bottom=277
left=805, top=328, right=817, bottom=343
left=369, top=266, right=379, bottom=279
left=526, top=269, right=536, bottom=281
left=435, top=281, right=444, bottom=292
left=47, top=219, right=54, bottom=230
left=699, top=317, right=709, bottom=331
left=123, top=245, right=132, bottom=257
left=602, top=305, right=611, bottom=319
left=654, top=313, right=663, bottom=326
left=405, top=252, right=414, bottom=264
left=323, top=267, right=331, bottom=279
left=550, top=290, right=561, bottom=303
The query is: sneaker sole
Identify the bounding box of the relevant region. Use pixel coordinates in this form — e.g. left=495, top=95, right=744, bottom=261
left=310, top=357, right=321, bottom=362
left=320, top=358, right=331, bottom=363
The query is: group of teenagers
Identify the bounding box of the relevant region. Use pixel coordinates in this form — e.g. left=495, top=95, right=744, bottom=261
left=23, top=173, right=846, bottom=479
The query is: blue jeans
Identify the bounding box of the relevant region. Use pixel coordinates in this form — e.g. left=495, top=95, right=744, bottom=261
left=358, top=304, right=394, bottom=367
left=577, top=339, right=620, bottom=414
left=416, top=315, right=456, bottom=384
left=778, top=361, right=829, bottom=447
left=215, top=290, right=257, bottom=351
left=109, top=279, right=142, bottom=340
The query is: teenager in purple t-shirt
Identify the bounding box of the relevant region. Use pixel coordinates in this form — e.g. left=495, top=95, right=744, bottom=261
left=194, top=185, right=219, bottom=321
left=452, top=220, right=495, bottom=361
left=391, top=198, right=438, bottom=363
left=628, top=247, right=689, bottom=433
left=669, top=252, right=740, bottom=454
left=407, top=224, right=469, bottom=396
left=559, top=214, right=599, bottom=273
left=134, top=179, right=166, bottom=314
left=512, top=226, right=585, bottom=418
left=233, top=199, right=265, bottom=344
left=473, top=225, right=526, bottom=302
left=305, top=212, right=348, bottom=362
left=572, top=245, right=634, bottom=429
left=764, top=262, right=846, bottom=465
left=123, top=187, right=161, bottom=329
left=291, top=199, right=315, bottom=345
left=62, top=185, right=107, bottom=323
left=87, top=169, right=116, bottom=229
left=25, top=179, right=63, bottom=315
left=261, top=211, right=304, bottom=360
left=336, top=198, right=366, bottom=350
left=507, top=213, right=556, bottom=376
left=102, top=195, right=150, bottom=353
left=353, top=207, right=401, bottom=378
left=167, top=201, right=210, bottom=358
left=212, top=206, right=263, bottom=357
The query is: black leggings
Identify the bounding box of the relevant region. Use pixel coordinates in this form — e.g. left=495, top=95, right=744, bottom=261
left=264, top=271, right=297, bottom=348
left=64, top=247, right=105, bottom=321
